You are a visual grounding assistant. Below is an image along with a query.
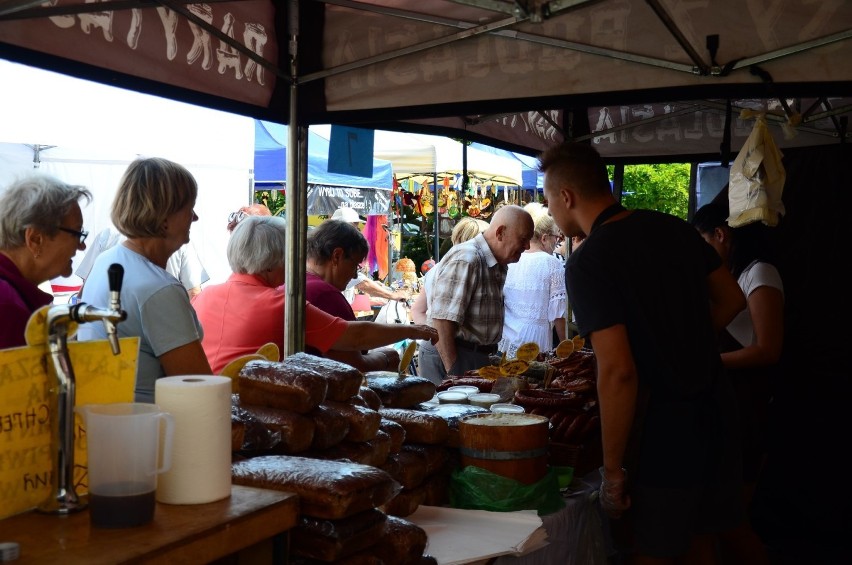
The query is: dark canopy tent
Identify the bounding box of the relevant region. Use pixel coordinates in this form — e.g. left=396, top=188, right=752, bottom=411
left=1, top=4, right=850, bottom=553
left=1, top=1, right=849, bottom=162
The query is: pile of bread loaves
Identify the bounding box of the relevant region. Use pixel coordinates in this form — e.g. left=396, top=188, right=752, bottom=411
left=230, top=352, right=488, bottom=563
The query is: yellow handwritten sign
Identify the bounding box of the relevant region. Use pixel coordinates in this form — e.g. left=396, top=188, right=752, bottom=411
left=0, top=337, right=138, bottom=519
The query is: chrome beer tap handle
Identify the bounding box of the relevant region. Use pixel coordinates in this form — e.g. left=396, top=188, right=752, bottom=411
left=38, top=263, right=126, bottom=514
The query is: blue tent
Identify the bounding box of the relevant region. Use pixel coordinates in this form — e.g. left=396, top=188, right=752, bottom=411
left=254, top=120, right=393, bottom=189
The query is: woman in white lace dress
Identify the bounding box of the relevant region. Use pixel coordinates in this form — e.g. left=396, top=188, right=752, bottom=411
left=498, top=203, right=567, bottom=358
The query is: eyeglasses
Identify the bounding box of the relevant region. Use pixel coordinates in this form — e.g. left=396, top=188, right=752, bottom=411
left=545, top=233, right=564, bottom=242
left=57, top=226, right=88, bottom=244
left=228, top=210, right=247, bottom=224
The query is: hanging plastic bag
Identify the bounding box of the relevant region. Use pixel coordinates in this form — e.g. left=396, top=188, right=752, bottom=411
left=728, top=110, right=786, bottom=227
left=449, top=465, right=565, bottom=516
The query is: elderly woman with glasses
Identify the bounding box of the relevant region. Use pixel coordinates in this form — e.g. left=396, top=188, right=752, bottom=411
left=0, top=173, right=92, bottom=349
left=78, top=157, right=213, bottom=402
left=498, top=202, right=567, bottom=358
left=193, top=215, right=438, bottom=374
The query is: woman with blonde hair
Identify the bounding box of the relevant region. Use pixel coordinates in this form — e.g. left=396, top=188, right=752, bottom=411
left=78, top=157, right=213, bottom=402
left=498, top=202, right=567, bottom=357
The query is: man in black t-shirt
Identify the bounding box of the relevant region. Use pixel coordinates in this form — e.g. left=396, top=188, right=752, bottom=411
left=539, top=143, right=752, bottom=563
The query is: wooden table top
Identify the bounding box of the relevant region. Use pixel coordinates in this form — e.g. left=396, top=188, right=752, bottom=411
left=0, top=485, right=299, bottom=564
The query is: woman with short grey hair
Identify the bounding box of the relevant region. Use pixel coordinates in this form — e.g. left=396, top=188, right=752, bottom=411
left=193, top=215, right=438, bottom=374
left=227, top=215, right=286, bottom=275
left=0, top=173, right=92, bottom=349
left=78, top=157, right=213, bottom=402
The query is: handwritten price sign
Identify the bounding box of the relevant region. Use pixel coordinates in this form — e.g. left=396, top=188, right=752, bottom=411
left=0, top=338, right=138, bottom=519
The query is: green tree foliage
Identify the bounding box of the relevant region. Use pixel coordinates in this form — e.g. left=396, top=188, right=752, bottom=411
left=611, top=163, right=690, bottom=219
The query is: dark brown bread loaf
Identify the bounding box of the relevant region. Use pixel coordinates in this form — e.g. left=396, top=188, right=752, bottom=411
left=237, top=403, right=316, bottom=454
left=416, top=403, right=488, bottom=448
left=381, top=485, right=425, bottom=518
left=379, top=418, right=406, bottom=453
left=291, top=508, right=386, bottom=562
left=378, top=408, right=449, bottom=445
left=381, top=451, right=427, bottom=490
left=370, top=516, right=428, bottom=562
left=287, top=352, right=365, bottom=402
left=324, top=400, right=381, bottom=442
left=307, top=403, right=351, bottom=450
left=401, top=443, right=449, bottom=478
left=358, top=386, right=383, bottom=411
left=238, top=358, right=328, bottom=413
left=365, top=372, right=436, bottom=408
left=231, top=455, right=401, bottom=519
left=304, top=430, right=391, bottom=468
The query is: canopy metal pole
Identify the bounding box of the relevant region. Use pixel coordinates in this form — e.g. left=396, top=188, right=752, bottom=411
left=284, top=0, right=306, bottom=357
left=432, top=172, right=439, bottom=261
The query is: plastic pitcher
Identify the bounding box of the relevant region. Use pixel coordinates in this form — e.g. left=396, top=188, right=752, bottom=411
left=77, top=403, right=174, bottom=528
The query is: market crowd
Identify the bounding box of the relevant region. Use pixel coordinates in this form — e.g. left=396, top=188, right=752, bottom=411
left=0, top=143, right=807, bottom=564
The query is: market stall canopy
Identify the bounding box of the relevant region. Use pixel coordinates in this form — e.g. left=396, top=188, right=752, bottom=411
left=255, top=120, right=394, bottom=189
left=1, top=1, right=849, bottom=162
left=255, top=120, right=394, bottom=216
left=311, top=126, right=523, bottom=186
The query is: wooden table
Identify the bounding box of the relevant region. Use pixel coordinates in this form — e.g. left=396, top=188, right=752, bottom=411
left=0, top=485, right=299, bottom=564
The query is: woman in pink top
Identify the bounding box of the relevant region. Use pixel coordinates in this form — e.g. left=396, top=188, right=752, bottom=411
left=193, top=216, right=437, bottom=373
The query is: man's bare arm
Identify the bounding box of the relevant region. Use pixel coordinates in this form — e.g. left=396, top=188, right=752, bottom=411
left=431, top=318, right=459, bottom=372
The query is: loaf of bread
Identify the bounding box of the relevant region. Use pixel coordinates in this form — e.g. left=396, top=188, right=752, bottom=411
left=233, top=394, right=306, bottom=452
left=286, top=352, right=365, bottom=402
left=368, top=430, right=392, bottom=467
left=307, top=403, right=351, bottom=450
left=401, top=443, right=449, bottom=478
left=382, top=472, right=451, bottom=517
left=303, top=441, right=372, bottom=466
left=379, top=417, right=406, bottom=453
left=372, top=516, right=428, bottom=564
left=358, top=386, right=383, bottom=411
left=420, top=470, right=451, bottom=507
left=291, top=508, right=386, bottom=562
left=239, top=358, right=328, bottom=413
left=381, top=485, right=426, bottom=518
left=381, top=451, right=427, bottom=490
left=238, top=403, right=316, bottom=454
left=231, top=455, right=401, bottom=519
left=231, top=419, right=246, bottom=452
left=324, top=400, right=381, bottom=442
left=416, top=403, right=488, bottom=447
left=378, top=408, right=449, bottom=445
left=365, top=372, right=436, bottom=408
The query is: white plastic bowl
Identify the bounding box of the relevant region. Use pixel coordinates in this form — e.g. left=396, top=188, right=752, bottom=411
left=437, top=391, right=469, bottom=404
left=447, top=385, right=480, bottom=395
left=490, top=403, right=525, bottom=414
left=468, top=393, right=501, bottom=409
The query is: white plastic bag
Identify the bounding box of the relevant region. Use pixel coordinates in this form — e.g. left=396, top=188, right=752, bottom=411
left=728, top=110, right=786, bottom=227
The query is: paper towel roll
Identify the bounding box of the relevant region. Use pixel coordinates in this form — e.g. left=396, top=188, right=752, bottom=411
left=155, top=375, right=232, bottom=504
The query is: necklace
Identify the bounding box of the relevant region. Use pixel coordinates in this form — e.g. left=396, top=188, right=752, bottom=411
left=590, top=202, right=626, bottom=233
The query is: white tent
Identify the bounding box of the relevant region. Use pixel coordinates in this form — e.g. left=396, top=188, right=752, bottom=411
left=0, top=60, right=254, bottom=287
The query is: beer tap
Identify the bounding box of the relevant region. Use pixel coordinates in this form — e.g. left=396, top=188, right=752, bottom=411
left=38, top=264, right=127, bottom=514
